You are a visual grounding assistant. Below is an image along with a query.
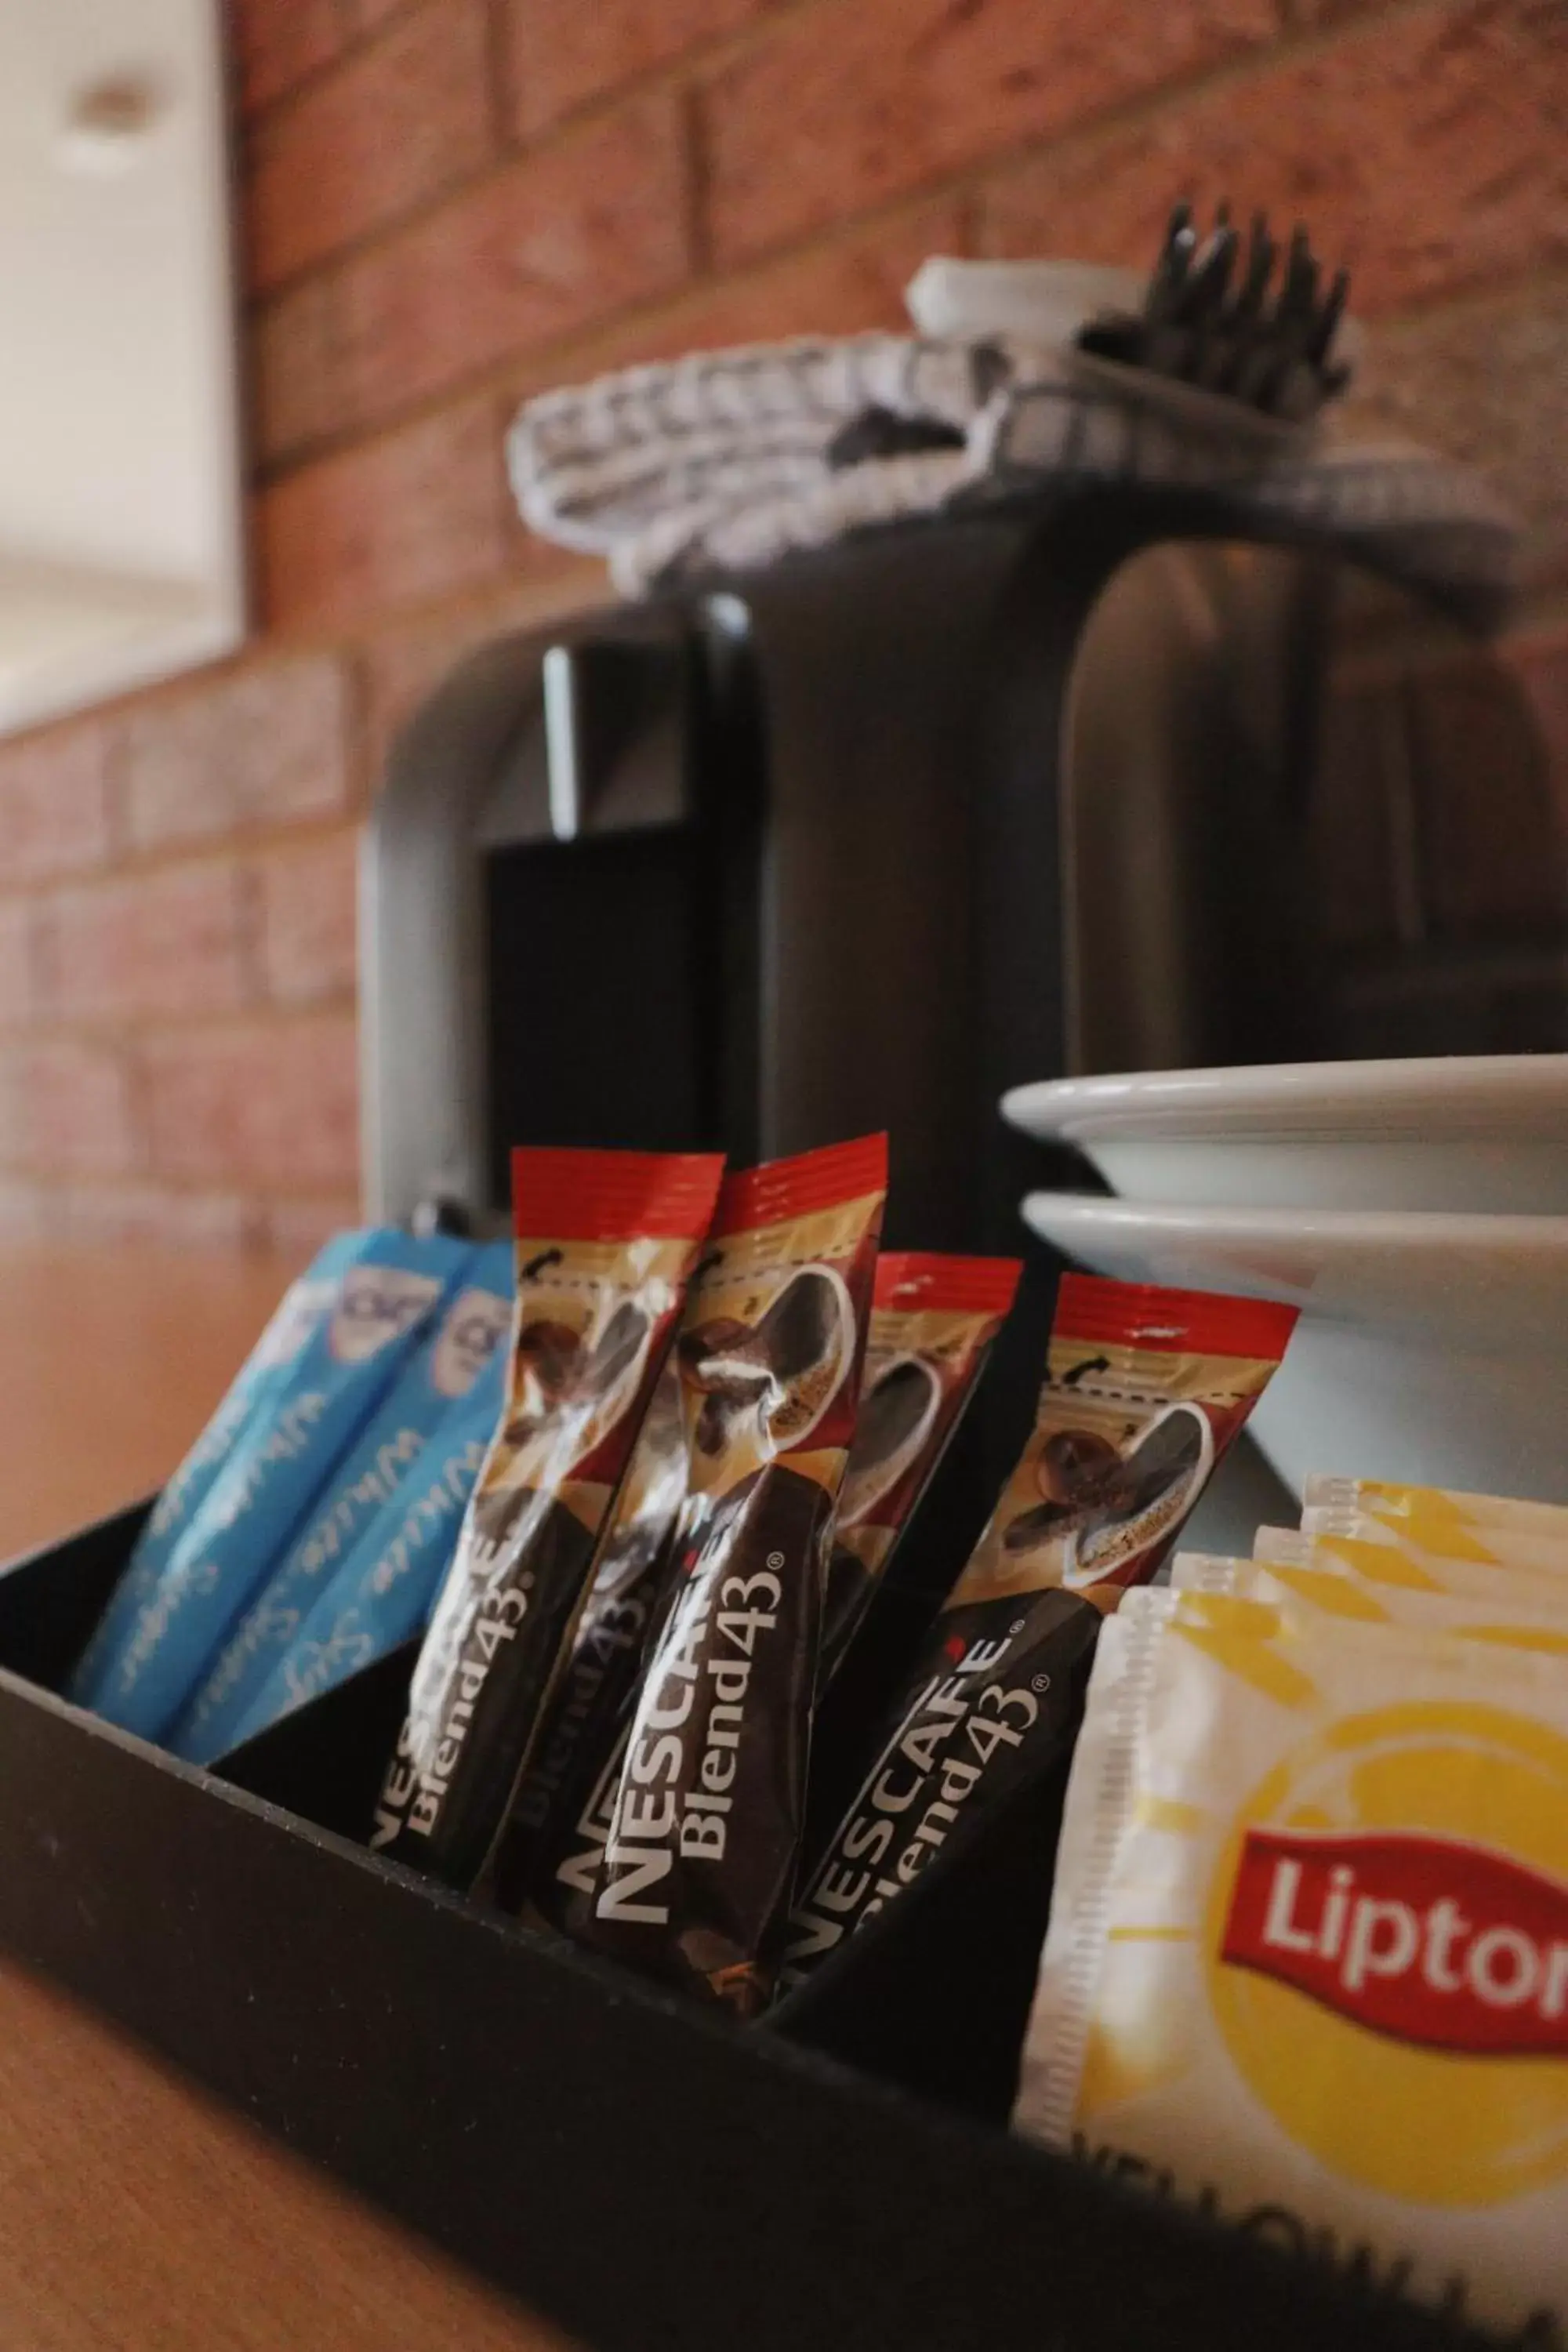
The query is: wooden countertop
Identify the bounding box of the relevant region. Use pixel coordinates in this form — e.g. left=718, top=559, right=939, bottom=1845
left=0, top=1243, right=575, bottom=2352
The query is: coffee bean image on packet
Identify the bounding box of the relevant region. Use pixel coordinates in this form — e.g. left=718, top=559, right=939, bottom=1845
left=589, top=1134, right=887, bottom=2016
left=371, top=1148, right=726, bottom=1891
left=779, top=1275, right=1293, bottom=1991
left=1016, top=1588, right=1568, bottom=2340
left=820, top=1251, right=1021, bottom=1690
left=958, top=1275, right=1298, bottom=1603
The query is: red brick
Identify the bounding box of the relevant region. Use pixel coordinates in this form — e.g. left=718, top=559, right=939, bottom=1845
left=0, top=724, right=114, bottom=882
left=124, top=656, right=353, bottom=851
left=978, top=0, right=1568, bottom=317
left=255, top=829, right=360, bottom=1006
left=259, top=399, right=517, bottom=633
left=704, top=0, right=1273, bottom=267
left=23, top=1041, right=139, bottom=1177
left=0, top=905, right=37, bottom=1030
left=333, top=95, right=691, bottom=429
left=230, top=0, right=347, bottom=115
left=254, top=95, right=693, bottom=452
left=143, top=1015, right=360, bottom=1192
left=42, top=863, right=249, bottom=1028
left=506, top=0, right=770, bottom=137
left=248, top=0, right=494, bottom=293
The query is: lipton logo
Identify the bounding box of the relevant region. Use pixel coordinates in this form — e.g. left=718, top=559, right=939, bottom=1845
left=1222, top=1828, right=1568, bottom=2056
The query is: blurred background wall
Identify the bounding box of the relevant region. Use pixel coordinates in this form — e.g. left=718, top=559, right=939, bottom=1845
left=0, top=0, right=1560, bottom=1252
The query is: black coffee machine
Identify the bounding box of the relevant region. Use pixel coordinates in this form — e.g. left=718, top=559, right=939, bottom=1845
left=362, top=487, right=1548, bottom=1539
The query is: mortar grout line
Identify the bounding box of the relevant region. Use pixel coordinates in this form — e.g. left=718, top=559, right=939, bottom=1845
left=681, top=78, right=715, bottom=283
left=481, top=0, right=519, bottom=156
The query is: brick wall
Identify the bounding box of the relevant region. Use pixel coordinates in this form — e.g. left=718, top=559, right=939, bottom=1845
left=0, top=0, right=1562, bottom=1249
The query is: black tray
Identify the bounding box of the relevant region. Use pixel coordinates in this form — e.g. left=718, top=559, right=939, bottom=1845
left=0, top=1501, right=1494, bottom=2352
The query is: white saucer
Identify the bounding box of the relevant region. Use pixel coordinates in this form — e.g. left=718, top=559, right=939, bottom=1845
left=1004, top=1054, right=1568, bottom=1214
left=1021, top=1193, right=1568, bottom=1504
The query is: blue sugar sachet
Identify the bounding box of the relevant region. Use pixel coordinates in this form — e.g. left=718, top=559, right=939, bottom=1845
left=172, top=1240, right=513, bottom=1765
left=79, top=1227, right=474, bottom=1743
left=217, top=1344, right=507, bottom=1755
left=68, top=1231, right=370, bottom=1708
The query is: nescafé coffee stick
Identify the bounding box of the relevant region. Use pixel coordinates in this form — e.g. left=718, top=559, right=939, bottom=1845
left=590, top=1134, right=887, bottom=2014
left=372, top=1147, right=725, bottom=1889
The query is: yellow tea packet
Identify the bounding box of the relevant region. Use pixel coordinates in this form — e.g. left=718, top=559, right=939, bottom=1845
left=1016, top=1588, right=1568, bottom=2338
left=1179, top=1543, right=1568, bottom=1653
left=1304, top=1476, right=1568, bottom=1577
left=1283, top=1512, right=1568, bottom=1614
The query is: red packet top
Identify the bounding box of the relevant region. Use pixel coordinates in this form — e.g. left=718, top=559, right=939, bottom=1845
left=511, top=1145, right=728, bottom=1243
left=944, top=1273, right=1298, bottom=1606
left=873, top=1251, right=1024, bottom=1316
left=710, top=1131, right=888, bottom=1238
left=678, top=1133, right=890, bottom=1486
left=1052, top=1273, right=1298, bottom=1365
left=512, top=1147, right=728, bottom=1496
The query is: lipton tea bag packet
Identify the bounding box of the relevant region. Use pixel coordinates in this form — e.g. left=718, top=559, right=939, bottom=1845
left=589, top=1134, right=887, bottom=2014
left=217, top=1341, right=511, bottom=1755
left=493, top=1355, right=688, bottom=1925
left=1305, top=1476, right=1568, bottom=1576
left=372, top=1147, right=726, bottom=1890
left=173, top=1243, right=510, bottom=1762
left=1175, top=1547, right=1568, bottom=1654
left=69, top=1230, right=370, bottom=1709
left=779, top=1274, right=1293, bottom=1991
left=1016, top=1588, right=1568, bottom=2339
left=82, top=1229, right=473, bottom=1743
left=820, top=1252, right=1021, bottom=1688
left=174, top=1242, right=514, bottom=1764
